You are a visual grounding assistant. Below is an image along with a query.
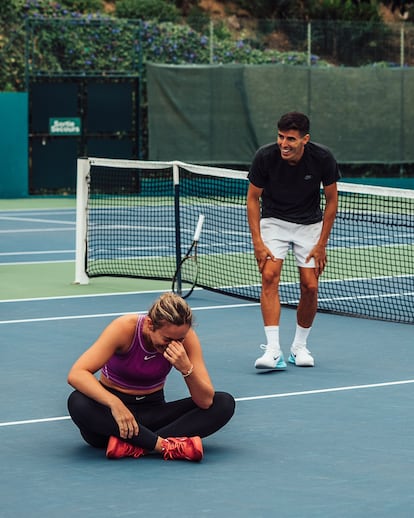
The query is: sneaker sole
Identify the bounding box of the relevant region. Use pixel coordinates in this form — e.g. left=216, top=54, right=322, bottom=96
left=255, top=358, right=287, bottom=370
left=288, top=354, right=314, bottom=367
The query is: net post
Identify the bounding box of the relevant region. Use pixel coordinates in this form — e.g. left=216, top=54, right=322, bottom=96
left=74, top=158, right=90, bottom=285
left=173, top=162, right=182, bottom=295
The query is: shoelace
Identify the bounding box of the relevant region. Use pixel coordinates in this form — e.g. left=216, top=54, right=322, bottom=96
left=259, top=344, right=280, bottom=356
left=293, top=347, right=312, bottom=356
left=163, top=439, right=189, bottom=460
left=121, top=442, right=144, bottom=458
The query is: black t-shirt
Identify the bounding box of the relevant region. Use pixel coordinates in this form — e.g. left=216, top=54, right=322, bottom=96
left=248, top=141, right=341, bottom=224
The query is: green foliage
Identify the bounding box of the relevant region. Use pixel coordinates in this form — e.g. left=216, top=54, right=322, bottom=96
left=231, top=0, right=384, bottom=21
left=174, top=0, right=199, bottom=12
left=231, top=0, right=302, bottom=19
left=22, top=0, right=88, bottom=17
left=115, top=0, right=180, bottom=21
left=0, top=0, right=406, bottom=92
left=0, top=0, right=24, bottom=21
left=186, top=5, right=210, bottom=33
left=60, top=0, right=105, bottom=13
left=308, top=0, right=381, bottom=22
left=211, top=20, right=232, bottom=41
left=22, top=17, right=331, bottom=79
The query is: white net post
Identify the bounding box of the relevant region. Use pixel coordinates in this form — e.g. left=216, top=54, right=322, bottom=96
left=74, top=157, right=90, bottom=285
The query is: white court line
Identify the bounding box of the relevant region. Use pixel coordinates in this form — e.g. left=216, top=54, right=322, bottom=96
left=1, top=379, right=414, bottom=428
left=0, top=228, right=74, bottom=234
left=236, top=378, right=414, bottom=401
left=0, top=289, right=168, bottom=304
left=0, top=416, right=71, bottom=427
left=0, top=303, right=259, bottom=325
left=0, top=260, right=73, bottom=266
left=0, top=250, right=74, bottom=256
left=0, top=209, right=75, bottom=215
left=0, top=216, right=74, bottom=225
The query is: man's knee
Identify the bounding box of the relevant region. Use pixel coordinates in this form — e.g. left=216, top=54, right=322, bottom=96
left=300, top=281, right=318, bottom=297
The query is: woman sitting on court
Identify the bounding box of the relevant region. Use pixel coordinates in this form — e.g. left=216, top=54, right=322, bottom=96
left=67, top=292, right=235, bottom=462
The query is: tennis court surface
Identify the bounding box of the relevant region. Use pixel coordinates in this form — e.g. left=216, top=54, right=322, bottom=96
left=1, top=203, right=414, bottom=517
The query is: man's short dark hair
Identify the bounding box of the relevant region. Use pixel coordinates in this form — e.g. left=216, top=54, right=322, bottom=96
left=277, top=112, right=310, bottom=136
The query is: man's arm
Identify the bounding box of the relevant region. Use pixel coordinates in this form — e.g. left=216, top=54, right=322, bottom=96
left=306, top=182, right=338, bottom=275
left=247, top=183, right=263, bottom=247
left=247, top=183, right=274, bottom=272
left=318, top=182, right=338, bottom=246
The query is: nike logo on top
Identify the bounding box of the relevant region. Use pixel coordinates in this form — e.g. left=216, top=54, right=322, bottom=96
left=144, top=354, right=157, bottom=361
left=304, top=174, right=313, bottom=180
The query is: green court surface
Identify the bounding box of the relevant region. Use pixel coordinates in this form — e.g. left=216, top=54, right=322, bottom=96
left=0, top=197, right=76, bottom=210
left=2, top=262, right=171, bottom=300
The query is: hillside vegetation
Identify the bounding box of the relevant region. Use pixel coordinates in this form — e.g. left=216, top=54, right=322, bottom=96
left=0, top=0, right=412, bottom=91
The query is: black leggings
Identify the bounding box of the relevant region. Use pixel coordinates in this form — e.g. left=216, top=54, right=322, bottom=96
left=67, top=386, right=235, bottom=451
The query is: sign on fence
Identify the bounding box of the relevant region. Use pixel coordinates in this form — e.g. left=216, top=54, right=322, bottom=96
left=49, top=117, right=81, bottom=135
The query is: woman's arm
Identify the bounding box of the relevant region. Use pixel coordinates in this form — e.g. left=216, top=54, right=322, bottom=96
left=163, top=328, right=215, bottom=409
left=67, top=315, right=140, bottom=439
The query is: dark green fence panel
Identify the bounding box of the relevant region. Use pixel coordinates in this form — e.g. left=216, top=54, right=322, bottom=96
left=29, top=77, right=141, bottom=194
left=0, top=92, right=28, bottom=197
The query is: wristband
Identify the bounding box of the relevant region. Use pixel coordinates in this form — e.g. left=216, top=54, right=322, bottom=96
left=182, top=365, right=194, bottom=378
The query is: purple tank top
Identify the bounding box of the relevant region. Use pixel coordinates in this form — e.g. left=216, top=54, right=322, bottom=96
left=101, top=315, right=172, bottom=391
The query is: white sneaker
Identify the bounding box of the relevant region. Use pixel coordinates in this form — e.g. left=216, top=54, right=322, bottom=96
left=288, top=346, right=314, bottom=367
left=254, top=345, right=287, bottom=370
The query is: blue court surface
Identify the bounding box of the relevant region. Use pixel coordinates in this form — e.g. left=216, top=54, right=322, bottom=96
left=1, top=206, right=414, bottom=517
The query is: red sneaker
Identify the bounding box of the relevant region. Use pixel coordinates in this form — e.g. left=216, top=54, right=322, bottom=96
left=161, top=436, right=203, bottom=462
left=106, top=436, right=146, bottom=459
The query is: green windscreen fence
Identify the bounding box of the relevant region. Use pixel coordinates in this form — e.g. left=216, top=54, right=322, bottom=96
left=147, top=63, right=414, bottom=165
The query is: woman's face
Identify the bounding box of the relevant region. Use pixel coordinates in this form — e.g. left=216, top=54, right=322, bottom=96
left=149, top=321, right=190, bottom=353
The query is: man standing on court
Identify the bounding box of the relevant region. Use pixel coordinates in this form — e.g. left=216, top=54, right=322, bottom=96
left=247, top=111, right=340, bottom=369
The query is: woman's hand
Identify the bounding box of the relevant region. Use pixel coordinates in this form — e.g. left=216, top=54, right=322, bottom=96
left=110, top=399, right=139, bottom=439
left=163, top=340, right=192, bottom=375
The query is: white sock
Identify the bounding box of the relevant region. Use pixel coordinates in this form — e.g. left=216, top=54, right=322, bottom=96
left=292, top=324, right=311, bottom=350
left=264, top=326, right=280, bottom=352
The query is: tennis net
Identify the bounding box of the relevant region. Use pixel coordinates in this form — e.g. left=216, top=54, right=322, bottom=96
left=75, top=158, right=414, bottom=324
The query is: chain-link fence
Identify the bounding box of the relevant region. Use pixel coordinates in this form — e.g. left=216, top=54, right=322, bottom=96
left=1, top=18, right=414, bottom=91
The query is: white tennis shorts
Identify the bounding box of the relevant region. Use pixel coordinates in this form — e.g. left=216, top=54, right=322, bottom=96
left=260, top=217, right=323, bottom=268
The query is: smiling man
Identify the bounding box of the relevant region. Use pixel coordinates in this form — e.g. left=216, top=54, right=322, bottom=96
left=247, top=111, right=340, bottom=370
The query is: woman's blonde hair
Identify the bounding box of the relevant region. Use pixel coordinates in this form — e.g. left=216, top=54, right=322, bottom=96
left=148, top=292, right=193, bottom=330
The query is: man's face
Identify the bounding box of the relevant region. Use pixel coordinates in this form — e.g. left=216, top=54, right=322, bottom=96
left=277, top=129, right=310, bottom=165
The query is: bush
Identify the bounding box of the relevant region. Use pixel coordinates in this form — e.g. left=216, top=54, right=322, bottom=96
left=0, top=1, right=399, bottom=91
left=308, top=0, right=381, bottom=22
left=0, top=0, right=24, bottom=21
left=60, top=0, right=104, bottom=13
left=230, top=0, right=307, bottom=19
left=115, top=0, right=180, bottom=21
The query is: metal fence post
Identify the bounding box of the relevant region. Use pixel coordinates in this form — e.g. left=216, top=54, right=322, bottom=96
left=209, top=20, right=214, bottom=64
